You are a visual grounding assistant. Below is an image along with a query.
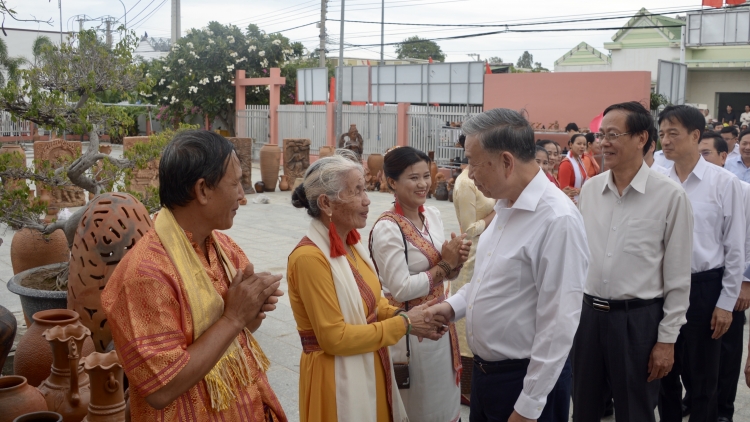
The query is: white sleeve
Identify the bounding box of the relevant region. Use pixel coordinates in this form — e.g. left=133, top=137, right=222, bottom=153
left=716, top=175, right=746, bottom=311
left=370, top=220, right=432, bottom=303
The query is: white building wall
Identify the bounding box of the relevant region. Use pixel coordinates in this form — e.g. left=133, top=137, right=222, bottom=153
left=554, top=64, right=612, bottom=73
left=3, top=28, right=70, bottom=69
left=686, top=70, right=750, bottom=117
left=609, top=47, right=680, bottom=82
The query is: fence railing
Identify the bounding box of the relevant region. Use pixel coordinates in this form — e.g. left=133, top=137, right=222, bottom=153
left=408, top=105, right=482, bottom=154
left=341, top=104, right=398, bottom=156
left=0, top=111, right=32, bottom=138
left=236, top=105, right=270, bottom=159
left=278, top=104, right=328, bottom=154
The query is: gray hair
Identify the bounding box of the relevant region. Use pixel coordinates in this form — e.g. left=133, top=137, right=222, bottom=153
left=462, top=108, right=536, bottom=162
left=291, top=150, right=364, bottom=218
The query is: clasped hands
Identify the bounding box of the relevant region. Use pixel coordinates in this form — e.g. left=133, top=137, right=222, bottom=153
left=223, top=263, right=285, bottom=331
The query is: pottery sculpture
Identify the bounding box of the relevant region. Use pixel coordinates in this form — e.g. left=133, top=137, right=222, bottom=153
left=67, top=193, right=153, bottom=352
left=366, top=154, right=384, bottom=191
left=81, top=351, right=125, bottom=422
left=14, top=310, right=95, bottom=388
left=0, top=376, right=48, bottom=422
left=278, top=175, right=290, bottom=192
left=38, top=324, right=91, bottom=422
left=259, top=143, right=281, bottom=191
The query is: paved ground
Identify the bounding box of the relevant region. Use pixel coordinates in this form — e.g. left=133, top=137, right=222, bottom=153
left=1, top=143, right=749, bottom=421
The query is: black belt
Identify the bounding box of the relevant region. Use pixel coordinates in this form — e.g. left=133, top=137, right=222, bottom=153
left=473, top=355, right=530, bottom=374
left=692, top=267, right=724, bottom=283
left=583, top=293, right=663, bottom=313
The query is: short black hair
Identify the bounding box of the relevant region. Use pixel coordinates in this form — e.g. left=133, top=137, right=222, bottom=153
left=658, top=105, right=705, bottom=138
left=536, top=139, right=557, bottom=149
left=159, top=130, right=236, bottom=209
left=584, top=132, right=596, bottom=145
left=701, top=131, right=728, bottom=154
left=741, top=129, right=750, bottom=144
left=535, top=146, right=549, bottom=158
left=383, top=146, right=431, bottom=189
left=565, top=123, right=579, bottom=132
left=603, top=101, right=655, bottom=156
left=720, top=126, right=739, bottom=137
left=458, top=134, right=466, bottom=149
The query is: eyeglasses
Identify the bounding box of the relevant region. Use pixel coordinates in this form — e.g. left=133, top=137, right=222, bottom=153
left=596, top=132, right=631, bottom=142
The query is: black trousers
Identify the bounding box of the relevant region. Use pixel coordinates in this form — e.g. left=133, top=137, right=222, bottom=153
left=718, top=310, right=745, bottom=419
left=572, top=298, right=663, bottom=422
left=470, top=357, right=571, bottom=422
left=659, top=268, right=724, bottom=422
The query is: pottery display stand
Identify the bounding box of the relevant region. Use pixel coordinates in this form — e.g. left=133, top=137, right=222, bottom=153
left=33, top=140, right=86, bottom=222
left=67, top=193, right=153, bottom=352
left=228, top=138, right=255, bottom=195
left=0, top=376, right=49, bottom=422
left=38, top=324, right=91, bottom=422
left=122, top=137, right=159, bottom=197
left=81, top=351, right=125, bottom=422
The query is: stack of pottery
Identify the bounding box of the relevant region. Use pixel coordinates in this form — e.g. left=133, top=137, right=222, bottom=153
left=14, top=310, right=95, bottom=388
left=81, top=351, right=125, bottom=422
left=259, top=144, right=281, bottom=191
left=38, top=324, right=91, bottom=422
left=0, top=376, right=48, bottom=422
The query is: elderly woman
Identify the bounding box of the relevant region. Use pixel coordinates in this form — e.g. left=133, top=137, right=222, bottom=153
left=370, top=146, right=470, bottom=422
left=288, top=151, right=447, bottom=422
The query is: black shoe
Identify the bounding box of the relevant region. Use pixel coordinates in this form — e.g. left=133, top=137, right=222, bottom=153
left=717, top=417, right=732, bottom=422
left=602, top=399, right=614, bottom=417
left=682, top=403, right=690, bottom=417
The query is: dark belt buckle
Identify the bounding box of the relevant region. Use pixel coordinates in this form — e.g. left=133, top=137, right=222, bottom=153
left=592, top=298, right=610, bottom=312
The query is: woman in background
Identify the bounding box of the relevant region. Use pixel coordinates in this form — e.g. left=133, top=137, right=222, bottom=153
left=558, top=133, right=589, bottom=203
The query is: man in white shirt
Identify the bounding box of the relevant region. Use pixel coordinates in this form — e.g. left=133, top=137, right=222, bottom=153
left=720, top=126, right=740, bottom=165
left=724, top=129, right=750, bottom=183
left=695, top=132, right=750, bottom=422
left=740, top=105, right=750, bottom=127
left=655, top=105, right=745, bottom=422
left=653, top=149, right=674, bottom=169
left=574, top=102, right=693, bottom=422
left=424, top=108, right=590, bottom=422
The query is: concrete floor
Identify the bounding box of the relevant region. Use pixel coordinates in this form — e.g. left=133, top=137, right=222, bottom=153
left=1, top=144, right=749, bottom=421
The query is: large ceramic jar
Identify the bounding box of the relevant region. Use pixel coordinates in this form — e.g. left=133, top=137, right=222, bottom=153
left=0, top=376, right=48, bottom=422
left=10, top=229, right=69, bottom=275
left=367, top=154, right=384, bottom=183
left=259, top=143, right=281, bottom=191
left=81, top=351, right=125, bottom=422
left=67, top=193, right=153, bottom=352
left=38, top=324, right=91, bottom=422
left=0, top=304, right=17, bottom=371
left=14, top=310, right=95, bottom=388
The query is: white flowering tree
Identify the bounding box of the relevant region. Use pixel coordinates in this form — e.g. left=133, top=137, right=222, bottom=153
left=142, top=22, right=304, bottom=136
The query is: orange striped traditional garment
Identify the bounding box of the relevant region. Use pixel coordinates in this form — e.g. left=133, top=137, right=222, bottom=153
left=102, top=229, right=286, bottom=422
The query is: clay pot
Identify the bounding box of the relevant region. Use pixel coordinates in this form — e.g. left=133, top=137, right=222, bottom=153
left=10, top=228, right=69, bottom=275
left=14, top=310, right=95, bottom=388
left=7, top=263, right=69, bottom=328
left=38, top=324, right=91, bottom=422
left=13, top=412, right=63, bottom=422
left=254, top=181, right=265, bottom=194
left=428, top=153, right=437, bottom=198
left=0, top=304, right=17, bottom=371
left=0, top=376, right=48, bottom=422
left=435, top=181, right=449, bottom=201
left=259, top=143, right=281, bottom=191
left=318, top=145, right=335, bottom=158
left=366, top=154, right=384, bottom=183
left=81, top=351, right=125, bottom=422
left=67, top=193, right=153, bottom=353
left=278, top=175, right=290, bottom=192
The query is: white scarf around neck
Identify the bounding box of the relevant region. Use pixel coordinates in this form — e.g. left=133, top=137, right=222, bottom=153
left=306, top=218, right=408, bottom=422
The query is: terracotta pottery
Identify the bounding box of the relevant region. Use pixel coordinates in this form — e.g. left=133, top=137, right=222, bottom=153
left=366, top=154, right=384, bottom=184
left=0, top=304, right=17, bottom=370
left=278, top=175, right=290, bottom=192
left=14, top=310, right=95, bottom=388
left=0, top=376, right=48, bottom=422
left=259, top=143, right=281, bottom=191
left=428, top=153, right=438, bottom=198
left=67, top=193, right=153, bottom=353
left=10, top=228, right=69, bottom=275
left=7, top=263, right=69, bottom=328
left=318, top=145, right=335, bottom=158
left=81, top=351, right=125, bottom=422
left=38, top=324, right=91, bottom=422
left=239, top=198, right=248, bottom=206
left=254, top=181, right=265, bottom=194
left=13, top=412, right=63, bottom=422
left=435, top=181, right=449, bottom=201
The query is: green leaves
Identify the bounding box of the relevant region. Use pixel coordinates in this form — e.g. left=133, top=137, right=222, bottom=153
left=395, top=36, right=446, bottom=62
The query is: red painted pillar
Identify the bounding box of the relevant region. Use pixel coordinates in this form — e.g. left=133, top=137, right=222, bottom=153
left=235, top=70, right=246, bottom=139
left=397, top=103, right=411, bottom=147
left=326, top=102, right=336, bottom=146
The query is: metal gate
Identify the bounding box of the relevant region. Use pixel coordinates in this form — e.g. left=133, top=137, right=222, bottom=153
left=236, top=105, right=269, bottom=159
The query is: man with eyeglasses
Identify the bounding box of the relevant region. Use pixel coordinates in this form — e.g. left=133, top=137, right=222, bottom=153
left=724, top=128, right=750, bottom=183
left=695, top=131, right=750, bottom=422
left=720, top=126, right=740, bottom=164
left=573, top=101, right=693, bottom=422
left=655, top=105, right=745, bottom=422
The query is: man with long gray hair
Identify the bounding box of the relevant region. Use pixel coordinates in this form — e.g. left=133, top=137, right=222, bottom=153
left=425, top=108, right=590, bottom=422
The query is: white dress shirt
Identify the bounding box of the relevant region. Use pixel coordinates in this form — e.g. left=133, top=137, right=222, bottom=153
left=446, top=169, right=590, bottom=419
left=724, top=149, right=750, bottom=184
left=741, top=181, right=750, bottom=282
left=727, top=143, right=740, bottom=164
left=653, top=150, right=674, bottom=169
left=656, top=157, right=746, bottom=311
left=741, top=111, right=750, bottom=126
left=578, top=162, right=693, bottom=343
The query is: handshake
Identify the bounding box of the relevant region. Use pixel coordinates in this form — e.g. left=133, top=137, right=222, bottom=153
left=399, top=299, right=458, bottom=342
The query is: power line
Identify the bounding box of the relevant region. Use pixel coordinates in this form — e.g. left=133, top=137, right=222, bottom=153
left=130, top=0, right=168, bottom=30
left=117, top=0, right=143, bottom=21
left=127, top=0, right=158, bottom=24
left=272, top=21, right=320, bottom=33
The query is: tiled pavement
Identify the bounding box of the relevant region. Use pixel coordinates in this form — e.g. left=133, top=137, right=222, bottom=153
left=1, top=144, right=749, bottom=421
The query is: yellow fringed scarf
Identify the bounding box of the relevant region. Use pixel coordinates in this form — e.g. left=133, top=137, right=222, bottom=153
left=155, top=207, right=270, bottom=412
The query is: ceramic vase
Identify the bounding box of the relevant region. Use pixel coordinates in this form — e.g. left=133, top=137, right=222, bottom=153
left=254, top=181, right=265, bottom=194
left=366, top=154, right=384, bottom=183
left=13, top=412, right=63, bottom=422
left=81, top=351, right=125, bottom=422
left=0, top=304, right=17, bottom=371
left=0, top=376, right=48, bottom=422
left=435, top=181, right=449, bottom=201
left=14, top=310, right=95, bottom=388
left=259, top=144, right=281, bottom=191
left=67, top=193, right=153, bottom=353
left=10, top=229, right=69, bottom=275
left=38, top=324, right=91, bottom=422
left=278, top=175, right=290, bottom=192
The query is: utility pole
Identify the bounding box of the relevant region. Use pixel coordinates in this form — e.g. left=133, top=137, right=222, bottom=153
left=117, top=0, right=127, bottom=32
left=105, top=17, right=114, bottom=47
left=58, top=0, right=63, bottom=44
left=468, top=53, right=481, bottom=62
left=319, top=0, right=327, bottom=68
left=171, top=0, right=181, bottom=45
left=336, top=0, right=345, bottom=138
